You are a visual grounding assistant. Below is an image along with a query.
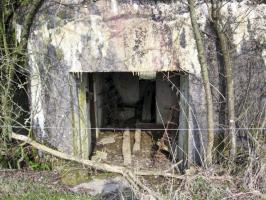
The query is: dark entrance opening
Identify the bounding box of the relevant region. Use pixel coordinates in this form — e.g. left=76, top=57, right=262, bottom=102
left=81, top=71, right=181, bottom=164
left=89, top=72, right=180, bottom=131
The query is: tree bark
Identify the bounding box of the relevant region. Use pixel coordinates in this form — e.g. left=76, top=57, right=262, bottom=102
left=211, top=1, right=236, bottom=160
left=188, top=0, right=215, bottom=166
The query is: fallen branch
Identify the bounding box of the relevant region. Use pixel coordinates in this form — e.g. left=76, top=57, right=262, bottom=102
left=12, top=133, right=124, bottom=173
left=11, top=132, right=183, bottom=199
left=11, top=132, right=235, bottom=198
left=12, top=132, right=184, bottom=179
left=222, top=190, right=263, bottom=200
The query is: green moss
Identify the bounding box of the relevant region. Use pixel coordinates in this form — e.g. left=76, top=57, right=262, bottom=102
left=55, top=47, right=64, bottom=60
left=53, top=161, right=92, bottom=186
left=93, top=172, right=117, bottom=180
left=54, top=27, right=62, bottom=35
left=70, top=84, right=78, bottom=156
left=52, top=159, right=118, bottom=186
left=78, top=76, right=89, bottom=158
left=56, top=10, right=75, bottom=22
left=60, top=169, right=92, bottom=186
left=71, top=74, right=90, bottom=159
left=57, top=10, right=67, bottom=20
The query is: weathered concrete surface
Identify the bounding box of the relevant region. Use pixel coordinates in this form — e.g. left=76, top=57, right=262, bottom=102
left=156, top=73, right=179, bottom=124
left=29, top=0, right=200, bottom=74
left=27, top=0, right=266, bottom=159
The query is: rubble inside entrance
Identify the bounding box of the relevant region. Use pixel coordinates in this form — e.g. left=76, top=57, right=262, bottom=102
left=92, top=130, right=173, bottom=170
left=83, top=72, right=181, bottom=169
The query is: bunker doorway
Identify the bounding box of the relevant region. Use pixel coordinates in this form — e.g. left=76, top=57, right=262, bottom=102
left=74, top=72, right=182, bottom=164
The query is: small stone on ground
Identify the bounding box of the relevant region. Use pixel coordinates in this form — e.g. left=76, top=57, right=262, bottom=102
left=70, top=176, right=131, bottom=196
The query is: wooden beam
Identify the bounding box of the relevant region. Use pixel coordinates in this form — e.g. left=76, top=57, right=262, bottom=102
left=178, top=74, right=190, bottom=169
left=72, top=74, right=91, bottom=159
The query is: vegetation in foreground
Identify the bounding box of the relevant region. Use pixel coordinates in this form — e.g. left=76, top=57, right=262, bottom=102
left=0, top=169, right=136, bottom=200
left=0, top=170, right=93, bottom=200
left=0, top=164, right=265, bottom=200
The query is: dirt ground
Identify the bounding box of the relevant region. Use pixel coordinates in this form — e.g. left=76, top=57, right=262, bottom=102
left=0, top=131, right=174, bottom=200
left=92, top=131, right=173, bottom=171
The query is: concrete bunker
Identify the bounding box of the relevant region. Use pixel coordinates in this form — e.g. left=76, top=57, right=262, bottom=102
left=27, top=0, right=266, bottom=171
left=28, top=0, right=205, bottom=168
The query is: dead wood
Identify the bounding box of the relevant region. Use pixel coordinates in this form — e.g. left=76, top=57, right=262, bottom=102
left=12, top=132, right=183, bottom=178
left=122, top=129, right=132, bottom=165
left=133, top=129, right=141, bottom=153
left=11, top=132, right=185, bottom=199
left=11, top=133, right=238, bottom=198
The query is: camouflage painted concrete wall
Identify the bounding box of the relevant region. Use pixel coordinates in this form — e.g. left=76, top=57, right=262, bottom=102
left=27, top=0, right=266, bottom=158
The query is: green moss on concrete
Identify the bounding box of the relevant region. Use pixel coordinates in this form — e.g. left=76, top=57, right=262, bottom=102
left=70, top=74, right=90, bottom=159
left=54, top=161, right=92, bottom=186
left=92, top=172, right=117, bottom=180
left=57, top=10, right=68, bottom=20
left=60, top=169, right=92, bottom=186
left=78, top=76, right=89, bottom=158
left=55, top=47, right=64, bottom=60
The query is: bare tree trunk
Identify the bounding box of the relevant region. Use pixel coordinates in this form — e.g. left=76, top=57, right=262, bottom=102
left=188, top=0, right=215, bottom=166
left=211, top=1, right=236, bottom=160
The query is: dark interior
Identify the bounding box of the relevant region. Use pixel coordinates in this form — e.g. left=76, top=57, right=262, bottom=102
left=87, top=72, right=180, bottom=131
